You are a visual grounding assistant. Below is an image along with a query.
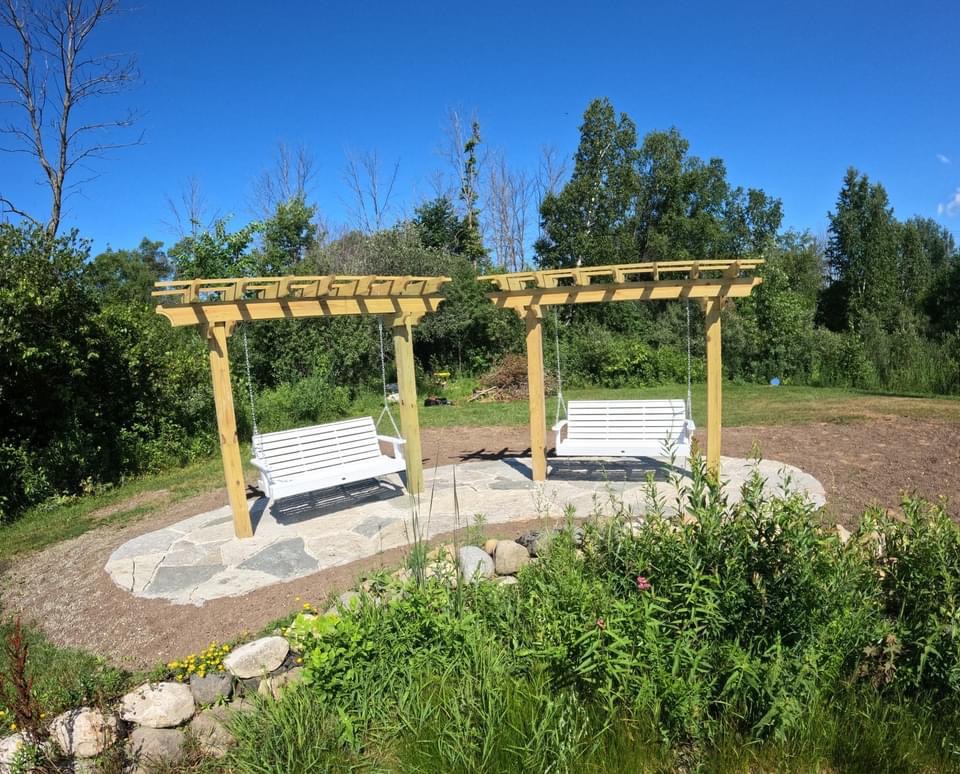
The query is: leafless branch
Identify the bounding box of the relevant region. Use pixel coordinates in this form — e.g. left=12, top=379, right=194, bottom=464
left=250, top=141, right=318, bottom=219
left=162, top=176, right=217, bottom=238
left=342, top=148, right=399, bottom=233
left=0, top=0, right=141, bottom=236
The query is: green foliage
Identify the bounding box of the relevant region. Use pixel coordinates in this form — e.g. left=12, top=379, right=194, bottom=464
left=86, top=238, right=171, bottom=304
left=536, top=98, right=782, bottom=268
left=0, top=223, right=216, bottom=523
left=168, top=218, right=263, bottom=280
left=223, top=466, right=960, bottom=771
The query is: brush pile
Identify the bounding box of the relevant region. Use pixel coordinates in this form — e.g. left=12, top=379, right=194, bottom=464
left=471, top=354, right=558, bottom=402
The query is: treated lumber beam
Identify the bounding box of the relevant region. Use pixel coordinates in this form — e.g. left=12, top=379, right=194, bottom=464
left=206, top=322, right=253, bottom=538
left=704, top=298, right=723, bottom=477
left=523, top=306, right=548, bottom=481
left=389, top=314, right=424, bottom=495
left=487, top=278, right=761, bottom=310
left=156, top=296, right=445, bottom=327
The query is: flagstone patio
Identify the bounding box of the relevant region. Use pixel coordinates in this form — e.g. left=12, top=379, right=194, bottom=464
left=105, top=456, right=825, bottom=606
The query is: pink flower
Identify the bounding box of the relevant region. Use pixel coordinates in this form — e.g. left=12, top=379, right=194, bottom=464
left=596, top=617, right=606, bottom=629
left=635, top=575, right=652, bottom=592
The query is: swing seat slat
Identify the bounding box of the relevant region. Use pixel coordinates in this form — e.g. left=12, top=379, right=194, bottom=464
left=251, top=416, right=406, bottom=500
left=552, top=399, right=694, bottom=459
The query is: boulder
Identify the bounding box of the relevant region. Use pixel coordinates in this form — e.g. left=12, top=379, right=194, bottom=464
left=257, top=667, right=304, bottom=700
left=189, top=706, right=234, bottom=758
left=127, top=727, right=186, bottom=772
left=482, top=538, right=499, bottom=556
left=517, top=530, right=551, bottom=557
left=494, top=540, right=531, bottom=575
left=0, top=733, right=26, bottom=773
left=190, top=672, right=233, bottom=705
left=120, top=682, right=195, bottom=728
left=458, top=546, right=494, bottom=582
left=50, top=707, right=118, bottom=758
left=223, top=636, right=289, bottom=679
left=835, top=524, right=852, bottom=545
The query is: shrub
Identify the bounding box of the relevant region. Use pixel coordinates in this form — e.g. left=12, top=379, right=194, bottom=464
left=226, top=460, right=960, bottom=771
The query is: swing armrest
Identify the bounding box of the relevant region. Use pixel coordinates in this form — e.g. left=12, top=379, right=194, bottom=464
left=682, top=418, right=696, bottom=438
left=552, top=419, right=569, bottom=436
left=377, top=435, right=406, bottom=459
left=250, top=457, right=275, bottom=490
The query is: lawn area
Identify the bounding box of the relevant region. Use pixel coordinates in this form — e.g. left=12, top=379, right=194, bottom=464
left=413, top=380, right=960, bottom=428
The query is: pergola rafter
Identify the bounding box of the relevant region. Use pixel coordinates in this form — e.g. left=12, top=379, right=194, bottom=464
left=479, top=259, right=763, bottom=481
left=153, top=274, right=451, bottom=537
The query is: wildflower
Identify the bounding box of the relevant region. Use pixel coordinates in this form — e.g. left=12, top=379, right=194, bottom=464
left=596, top=617, right=606, bottom=629
left=635, top=575, right=652, bottom=592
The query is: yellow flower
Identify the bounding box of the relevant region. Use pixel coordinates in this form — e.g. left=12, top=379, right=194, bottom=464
left=9, top=723, right=15, bottom=731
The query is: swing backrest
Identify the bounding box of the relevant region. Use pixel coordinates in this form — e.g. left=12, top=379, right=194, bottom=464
left=253, top=417, right=383, bottom=479
left=566, top=400, right=690, bottom=443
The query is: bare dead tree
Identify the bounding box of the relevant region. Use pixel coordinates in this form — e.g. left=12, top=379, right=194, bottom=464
left=342, top=148, right=399, bottom=233
left=0, top=0, right=141, bottom=236
left=162, top=176, right=217, bottom=238
left=535, top=144, right=568, bottom=209
left=250, top=140, right=317, bottom=219
left=485, top=152, right=533, bottom=272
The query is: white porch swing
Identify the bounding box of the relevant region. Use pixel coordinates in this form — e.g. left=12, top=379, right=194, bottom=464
left=550, top=303, right=696, bottom=460
left=242, top=319, right=407, bottom=501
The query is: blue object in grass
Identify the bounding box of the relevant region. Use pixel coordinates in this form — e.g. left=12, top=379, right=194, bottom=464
left=770, top=377, right=781, bottom=386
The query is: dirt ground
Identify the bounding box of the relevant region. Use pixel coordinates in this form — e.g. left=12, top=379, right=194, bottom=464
left=1, top=416, right=957, bottom=670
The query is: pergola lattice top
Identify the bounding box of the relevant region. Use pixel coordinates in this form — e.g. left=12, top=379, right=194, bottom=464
left=479, top=259, right=763, bottom=309
left=153, top=274, right=452, bottom=327
left=480, top=259, right=762, bottom=290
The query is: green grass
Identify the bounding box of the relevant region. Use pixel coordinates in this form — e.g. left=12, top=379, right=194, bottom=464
left=415, top=379, right=960, bottom=428
left=0, top=454, right=227, bottom=563
left=0, top=620, right=133, bottom=722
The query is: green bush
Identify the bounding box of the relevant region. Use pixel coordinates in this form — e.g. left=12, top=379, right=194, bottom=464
left=225, top=462, right=960, bottom=771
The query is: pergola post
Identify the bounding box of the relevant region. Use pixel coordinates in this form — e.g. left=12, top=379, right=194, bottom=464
left=390, top=314, right=424, bottom=495
left=703, top=298, right=723, bottom=476
left=523, top=306, right=548, bottom=481
left=205, top=322, right=253, bottom=538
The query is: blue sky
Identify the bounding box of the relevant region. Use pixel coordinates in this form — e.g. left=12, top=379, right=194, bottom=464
left=1, top=0, right=957, bottom=255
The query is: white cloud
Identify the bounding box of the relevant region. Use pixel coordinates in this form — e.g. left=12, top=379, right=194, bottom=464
left=937, top=153, right=951, bottom=164
left=939, top=188, right=960, bottom=217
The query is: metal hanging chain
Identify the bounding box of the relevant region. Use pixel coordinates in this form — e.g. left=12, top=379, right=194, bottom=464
left=241, top=323, right=261, bottom=449
left=376, top=318, right=402, bottom=437
left=553, top=308, right=567, bottom=426
left=685, top=300, right=693, bottom=422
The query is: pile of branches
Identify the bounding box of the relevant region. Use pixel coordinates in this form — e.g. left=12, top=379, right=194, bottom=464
left=472, top=354, right=558, bottom=402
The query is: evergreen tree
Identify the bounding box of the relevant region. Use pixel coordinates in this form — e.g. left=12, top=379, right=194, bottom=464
left=824, top=168, right=901, bottom=330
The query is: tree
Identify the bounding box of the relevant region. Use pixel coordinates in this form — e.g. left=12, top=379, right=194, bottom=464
left=256, top=196, right=318, bottom=275
left=536, top=98, right=782, bottom=269
left=824, top=168, right=900, bottom=330
left=169, top=218, right=262, bottom=280
left=0, top=0, right=140, bottom=236
left=458, top=120, right=486, bottom=267
left=485, top=151, right=532, bottom=271
left=250, top=141, right=317, bottom=220
left=414, top=196, right=462, bottom=253
left=86, top=237, right=169, bottom=303
left=343, top=149, right=399, bottom=233
left=536, top=98, right=639, bottom=268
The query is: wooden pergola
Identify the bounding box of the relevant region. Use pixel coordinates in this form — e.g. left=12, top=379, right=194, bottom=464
left=479, top=259, right=764, bottom=481
left=153, top=274, right=450, bottom=538
left=154, top=260, right=762, bottom=539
